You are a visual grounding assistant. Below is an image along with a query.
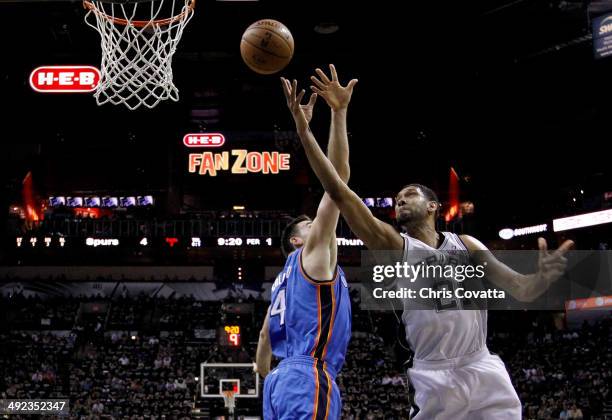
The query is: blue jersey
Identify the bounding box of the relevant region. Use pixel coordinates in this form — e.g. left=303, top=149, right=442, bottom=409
left=268, top=248, right=351, bottom=374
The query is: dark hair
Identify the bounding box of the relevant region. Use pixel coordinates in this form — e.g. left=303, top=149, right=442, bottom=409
left=280, top=215, right=311, bottom=257
left=400, top=183, right=441, bottom=217
left=401, top=183, right=440, bottom=204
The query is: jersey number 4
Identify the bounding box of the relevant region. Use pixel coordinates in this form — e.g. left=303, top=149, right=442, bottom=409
left=271, top=289, right=286, bottom=326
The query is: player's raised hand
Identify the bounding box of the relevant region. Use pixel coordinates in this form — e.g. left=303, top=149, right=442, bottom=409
left=520, top=237, right=574, bottom=300
left=536, top=237, right=573, bottom=284
left=310, top=64, right=358, bottom=111
left=281, top=77, right=316, bottom=133
left=300, top=89, right=318, bottom=124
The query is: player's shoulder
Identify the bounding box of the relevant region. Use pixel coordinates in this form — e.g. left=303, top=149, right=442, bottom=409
left=271, top=251, right=301, bottom=293
left=284, top=247, right=302, bottom=267
left=454, top=234, right=488, bottom=252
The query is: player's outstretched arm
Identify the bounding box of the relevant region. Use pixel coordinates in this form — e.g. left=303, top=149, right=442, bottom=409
left=461, top=235, right=574, bottom=302
left=255, top=308, right=272, bottom=378
left=284, top=66, right=356, bottom=278
left=310, top=64, right=356, bottom=185
left=281, top=77, right=402, bottom=251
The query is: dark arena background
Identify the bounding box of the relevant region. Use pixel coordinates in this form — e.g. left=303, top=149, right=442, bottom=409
left=1, top=0, right=611, bottom=419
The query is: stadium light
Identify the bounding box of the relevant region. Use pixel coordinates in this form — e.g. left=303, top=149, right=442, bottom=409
left=553, top=209, right=612, bottom=232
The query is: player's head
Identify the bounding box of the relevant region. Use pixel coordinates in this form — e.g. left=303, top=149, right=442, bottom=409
left=395, top=184, right=440, bottom=228
left=280, top=215, right=313, bottom=257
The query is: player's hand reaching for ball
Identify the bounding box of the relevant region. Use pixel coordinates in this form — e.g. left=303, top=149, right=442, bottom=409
left=300, top=91, right=317, bottom=124
left=281, top=77, right=317, bottom=134
left=310, top=64, right=357, bottom=111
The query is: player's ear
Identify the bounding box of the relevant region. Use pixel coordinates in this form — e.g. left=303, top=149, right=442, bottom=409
left=290, top=236, right=304, bottom=248
left=427, top=201, right=438, bottom=213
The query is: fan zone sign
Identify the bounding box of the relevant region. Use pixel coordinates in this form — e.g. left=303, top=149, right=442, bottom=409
left=184, top=133, right=291, bottom=176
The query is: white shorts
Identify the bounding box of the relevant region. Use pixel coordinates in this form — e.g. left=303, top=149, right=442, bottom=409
left=408, top=347, right=521, bottom=420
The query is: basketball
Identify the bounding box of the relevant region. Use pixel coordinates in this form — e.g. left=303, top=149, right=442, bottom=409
left=240, top=19, right=294, bottom=75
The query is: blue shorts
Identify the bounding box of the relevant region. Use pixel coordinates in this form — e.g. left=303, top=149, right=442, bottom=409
left=263, top=355, right=341, bottom=420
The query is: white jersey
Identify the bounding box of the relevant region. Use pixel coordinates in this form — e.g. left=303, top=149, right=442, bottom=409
left=400, top=232, right=487, bottom=361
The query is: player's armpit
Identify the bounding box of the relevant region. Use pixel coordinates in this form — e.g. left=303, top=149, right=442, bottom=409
left=459, top=234, right=528, bottom=301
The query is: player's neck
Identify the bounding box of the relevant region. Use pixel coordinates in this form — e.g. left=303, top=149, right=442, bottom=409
left=404, top=222, right=439, bottom=248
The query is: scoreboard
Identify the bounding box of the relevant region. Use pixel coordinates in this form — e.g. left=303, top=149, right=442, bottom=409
left=13, top=235, right=277, bottom=249
left=13, top=236, right=363, bottom=250
left=218, top=325, right=241, bottom=347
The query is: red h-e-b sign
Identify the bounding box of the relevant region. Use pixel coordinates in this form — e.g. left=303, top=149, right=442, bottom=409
left=29, top=66, right=101, bottom=93
left=183, top=133, right=226, bottom=148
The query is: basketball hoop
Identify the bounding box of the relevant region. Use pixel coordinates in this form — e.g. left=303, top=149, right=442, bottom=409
left=83, top=0, right=195, bottom=110
left=222, top=390, right=236, bottom=415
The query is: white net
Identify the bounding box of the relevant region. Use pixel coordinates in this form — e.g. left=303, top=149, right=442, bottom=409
left=222, top=391, right=236, bottom=414
left=84, top=0, right=195, bottom=110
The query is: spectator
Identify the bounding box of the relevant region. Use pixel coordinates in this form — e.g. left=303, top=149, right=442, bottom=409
left=0, top=292, right=609, bottom=419
left=92, top=400, right=104, bottom=414
left=568, top=404, right=584, bottom=419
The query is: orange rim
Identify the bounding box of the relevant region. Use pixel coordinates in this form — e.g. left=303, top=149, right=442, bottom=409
left=83, top=0, right=195, bottom=28
left=222, top=390, right=235, bottom=404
